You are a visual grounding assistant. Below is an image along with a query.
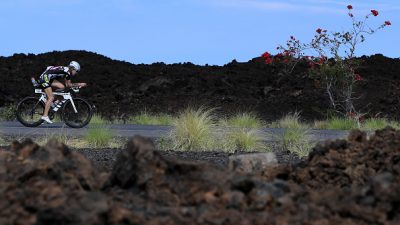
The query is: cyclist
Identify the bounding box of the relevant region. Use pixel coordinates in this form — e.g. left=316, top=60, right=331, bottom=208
left=37, top=61, right=87, bottom=124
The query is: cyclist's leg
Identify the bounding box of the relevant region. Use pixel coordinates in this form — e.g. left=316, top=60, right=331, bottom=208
left=51, top=80, right=65, bottom=90
left=51, top=80, right=66, bottom=102
left=43, top=86, right=54, bottom=117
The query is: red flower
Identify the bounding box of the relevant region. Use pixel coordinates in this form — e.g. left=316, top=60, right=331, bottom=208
left=371, top=10, right=379, bottom=16
left=385, top=21, right=392, bottom=26
left=316, top=28, right=322, bottom=34
left=347, top=5, right=353, bottom=10
left=354, top=74, right=362, bottom=81
left=283, top=59, right=289, bottom=63
left=284, top=50, right=290, bottom=56
left=262, top=52, right=270, bottom=59
left=265, top=58, right=273, bottom=65
left=347, top=111, right=356, bottom=118
left=314, top=58, right=323, bottom=65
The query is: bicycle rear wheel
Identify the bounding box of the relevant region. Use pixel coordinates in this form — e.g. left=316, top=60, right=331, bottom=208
left=62, top=98, right=93, bottom=128
left=16, top=97, right=44, bottom=127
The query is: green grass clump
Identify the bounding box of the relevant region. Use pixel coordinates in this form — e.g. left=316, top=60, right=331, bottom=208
left=362, top=118, right=389, bottom=130
left=90, top=114, right=109, bottom=125
left=277, top=113, right=312, bottom=157
left=313, top=120, right=328, bottom=129
left=128, top=112, right=173, bottom=125
left=280, top=128, right=312, bottom=158
left=220, top=113, right=264, bottom=128
left=327, top=117, right=358, bottom=130
left=0, top=104, right=16, bottom=121
left=225, top=129, right=267, bottom=153
left=361, top=118, right=400, bottom=131
left=388, top=121, right=400, bottom=130
left=169, top=107, right=216, bottom=151
left=273, top=112, right=308, bottom=129
left=0, top=136, right=6, bottom=146
left=84, top=126, right=114, bottom=148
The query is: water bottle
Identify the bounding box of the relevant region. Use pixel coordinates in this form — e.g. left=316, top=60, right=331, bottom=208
left=31, top=77, right=38, bottom=87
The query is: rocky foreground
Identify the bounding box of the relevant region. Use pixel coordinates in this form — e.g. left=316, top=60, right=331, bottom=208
left=1, top=128, right=400, bottom=224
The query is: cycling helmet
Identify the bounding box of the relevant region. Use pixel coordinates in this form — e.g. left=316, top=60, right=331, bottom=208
left=69, top=61, right=81, bottom=72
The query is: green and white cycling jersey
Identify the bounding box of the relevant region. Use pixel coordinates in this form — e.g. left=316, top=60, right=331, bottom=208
left=37, top=66, right=71, bottom=88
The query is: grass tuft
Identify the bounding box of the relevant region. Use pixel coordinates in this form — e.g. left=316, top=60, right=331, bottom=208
left=0, top=136, right=6, bottom=146
left=327, top=117, right=358, bottom=130
left=223, top=128, right=267, bottom=153
left=90, top=114, right=109, bottom=125
left=313, top=120, right=328, bottom=129
left=220, top=112, right=264, bottom=128
left=0, top=104, right=16, bottom=121
left=84, top=125, right=114, bottom=148
left=280, top=128, right=312, bottom=158
left=388, top=121, right=400, bottom=130
left=128, top=112, right=173, bottom=126
left=362, top=118, right=389, bottom=130
left=273, top=112, right=308, bottom=129
left=169, top=107, right=216, bottom=151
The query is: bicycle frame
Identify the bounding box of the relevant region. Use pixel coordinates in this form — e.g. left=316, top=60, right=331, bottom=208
left=35, top=88, right=78, bottom=113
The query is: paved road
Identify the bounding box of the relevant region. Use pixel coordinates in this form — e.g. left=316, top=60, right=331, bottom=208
left=0, top=121, right=350, bottom=141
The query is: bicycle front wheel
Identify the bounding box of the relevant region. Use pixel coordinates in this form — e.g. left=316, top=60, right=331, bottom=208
left=62, top=98, right=93, bottom=128
left=16, top=97, right=44, bottom=127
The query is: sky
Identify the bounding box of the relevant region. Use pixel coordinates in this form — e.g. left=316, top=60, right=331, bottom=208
left=0, top=0, right=398, bottom=65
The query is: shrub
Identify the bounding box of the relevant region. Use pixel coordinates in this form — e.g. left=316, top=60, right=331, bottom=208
left=263, top=5, right=391, bottom=117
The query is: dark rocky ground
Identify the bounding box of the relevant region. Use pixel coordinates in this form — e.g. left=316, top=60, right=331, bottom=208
left=1, top=50, right=400, bottom=121
left=0, top=144, right=299, bottom=172
left=1, top=128, right=400, bottom=224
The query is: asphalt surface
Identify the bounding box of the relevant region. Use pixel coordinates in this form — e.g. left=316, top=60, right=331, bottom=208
left=0, top=121, right=350, bottom=141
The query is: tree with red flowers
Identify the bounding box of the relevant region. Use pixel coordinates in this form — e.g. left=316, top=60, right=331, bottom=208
left=263, top=5, right=391, bottom=122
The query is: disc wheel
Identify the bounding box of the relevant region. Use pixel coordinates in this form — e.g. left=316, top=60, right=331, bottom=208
left=16, top=97, right=44, bottom=127
left=61, top=98, right=92, bottom=128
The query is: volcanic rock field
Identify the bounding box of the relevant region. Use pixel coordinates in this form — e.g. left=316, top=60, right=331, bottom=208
left=0, top=128, right=399, bottom=224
